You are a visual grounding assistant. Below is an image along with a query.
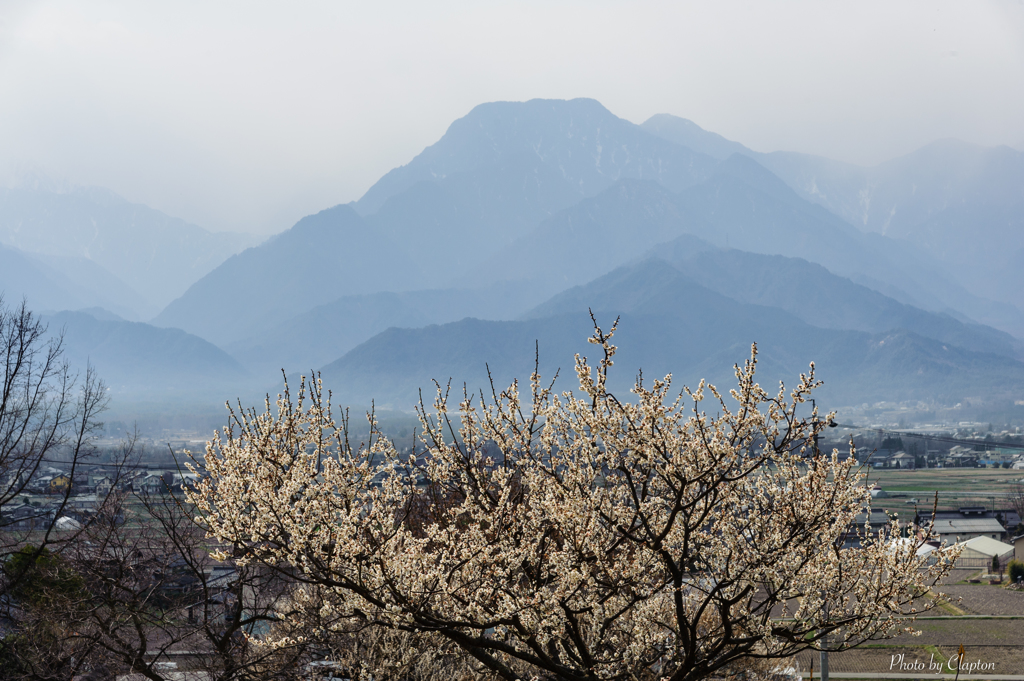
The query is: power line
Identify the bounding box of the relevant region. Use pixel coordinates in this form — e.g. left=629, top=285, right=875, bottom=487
left=28, top=457, right=188, bottom=470
left=832, top=424, right=1024, bottom=452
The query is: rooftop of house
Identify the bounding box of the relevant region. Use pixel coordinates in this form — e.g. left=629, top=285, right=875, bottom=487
left=854, top=510, right=892, bottom=526
left=958, top=535, right=1015, bottom=557
left=930, top=517, right=1006, bottom=536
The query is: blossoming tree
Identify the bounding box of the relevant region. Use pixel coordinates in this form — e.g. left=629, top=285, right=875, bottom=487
left=189, top=322, right=954, bottom=681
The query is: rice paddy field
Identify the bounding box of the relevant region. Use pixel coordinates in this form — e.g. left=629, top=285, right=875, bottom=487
left=860, top=467, right=1024, bottom=514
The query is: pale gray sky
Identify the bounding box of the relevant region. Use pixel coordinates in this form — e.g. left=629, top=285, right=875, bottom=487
left=1, top=0, right=1022, bottom=235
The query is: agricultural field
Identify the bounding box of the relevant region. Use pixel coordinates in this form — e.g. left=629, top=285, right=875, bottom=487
left=788, top=467, right=1024, bottom=676
left=861, top=467, right=1024, bottom=514
left=793, top=572, right=1024, bottom=678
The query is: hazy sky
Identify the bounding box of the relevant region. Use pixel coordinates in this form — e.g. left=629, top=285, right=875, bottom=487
left=1, top=1, right=1022, bottom=235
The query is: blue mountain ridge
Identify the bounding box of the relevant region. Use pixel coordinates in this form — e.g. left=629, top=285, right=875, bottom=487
left=0, top=184, right=254, bottom=313
left=152, top=204, right=426, bottom=346
left=103, top=98, right=1024, bottom=411
left=642, top=115, right=1024, bottom=326
left=41, top=310, right=249, bottom=400
left=316, top=258, right=1024, bottom=410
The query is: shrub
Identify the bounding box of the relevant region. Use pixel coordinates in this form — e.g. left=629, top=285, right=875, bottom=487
left=1008, top=560, right=1024, bottom=584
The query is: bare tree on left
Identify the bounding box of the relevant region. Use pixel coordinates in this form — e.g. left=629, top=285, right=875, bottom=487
left=0, top=296, right=114, bottom=596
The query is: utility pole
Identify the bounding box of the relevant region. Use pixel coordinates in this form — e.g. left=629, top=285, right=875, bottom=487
left=812, top=399, right=829, bottom=681
left=820, top=602, right=829, bottom=681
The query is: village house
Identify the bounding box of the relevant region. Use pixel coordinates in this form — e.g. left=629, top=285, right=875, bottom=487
left=95, top=476, right=114, bottom=497
left=48, top=474, right=71, bottom=494
left=867, top=451, right=895, bottom=468
left=944, top=445, right=980, bottom=468
left=924, top=506, right=1008, bottom=544
left=0, top=503, right=51, bottom=532
left=954, top=536, right=1015, bottom=570
left=890, top=451, right=915, bottom=469
left=135, top=473, right=167, bottom=495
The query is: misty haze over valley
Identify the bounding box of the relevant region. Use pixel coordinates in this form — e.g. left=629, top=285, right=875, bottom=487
left=2, top=3, right=1023, bottom=436
left=2, top=97, right=1023, bottom=427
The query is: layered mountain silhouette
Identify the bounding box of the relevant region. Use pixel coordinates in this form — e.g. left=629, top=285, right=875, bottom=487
left=761, top=141, right=1024, bottom=313
left=41, top=310, right=249, bottom=399
left=356, top=98, right=719, bottom=272
left=226, top=283, right=541, bottom=377
left=153, top=204, right=425, bottom=346
left=0, top=183, right=255, bottom=314
left=642, top=116, right=1024, bottom=327
left=470, top=156, right=1008, bottom=331
left=7, top=98, right=1023, bottom=414
left=229, top=230, right=1021, bottom=392
left=0, top=243, right=147, bottom=319
left=319, top=259, right=1024, bottom=409
left=641, top=236, right=1023, bottom=360
left=162, top=99, right=1023, bottom=348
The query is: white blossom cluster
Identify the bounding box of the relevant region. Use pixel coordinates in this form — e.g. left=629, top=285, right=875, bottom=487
left=187, top=325, right=957, bottom=681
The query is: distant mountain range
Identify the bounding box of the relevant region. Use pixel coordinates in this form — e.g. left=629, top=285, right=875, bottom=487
left=5, top=98, right=1023, bottom=415
left=153, top=204, right=427, bottom=346
left=0, top=183, right=256, bottom=315
left=466, top=156, right=1012, bottom=333
left=319, top=258, right=1024, bottom=409
left=1, top=242, right=148, bottom=319
left=225, top=283, right=541, bottom=378
left=40, top=310, right=249, bottom=400
left=639, top=235, right=1023, bottom=360
left=224, top=228, right=1022, bottom=395
left=642, top=115, right=1024, bottom=324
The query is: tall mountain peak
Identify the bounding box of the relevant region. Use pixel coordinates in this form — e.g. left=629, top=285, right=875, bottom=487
left=354, top=98, right=715, bottom=217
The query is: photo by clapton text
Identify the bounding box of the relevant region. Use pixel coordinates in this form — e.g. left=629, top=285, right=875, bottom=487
left=890, top=652, right=997, bottom=675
